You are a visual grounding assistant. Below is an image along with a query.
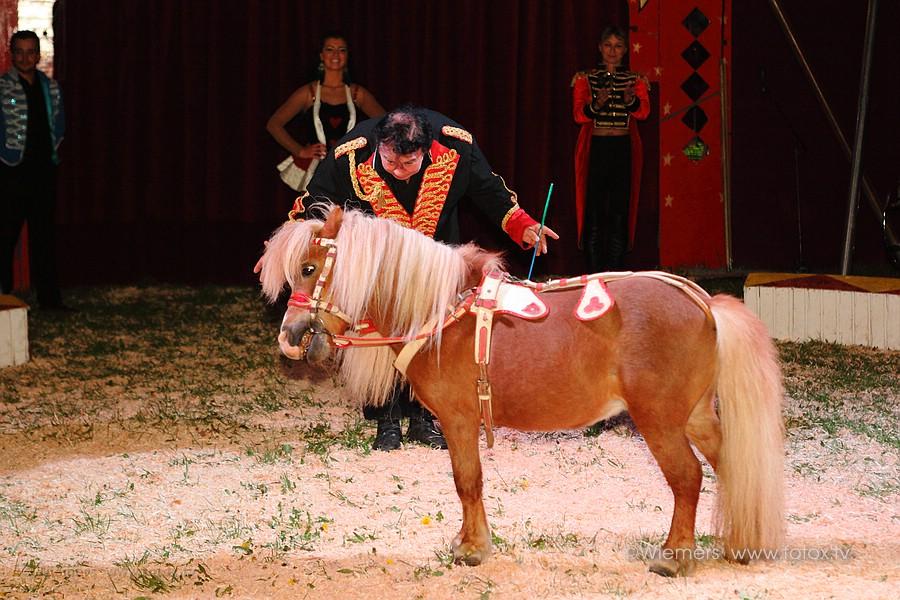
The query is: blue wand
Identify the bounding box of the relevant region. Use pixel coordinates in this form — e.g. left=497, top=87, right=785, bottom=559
left=527, top=182, right=554, bottom=281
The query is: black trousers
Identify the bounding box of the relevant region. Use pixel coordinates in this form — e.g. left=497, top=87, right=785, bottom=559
left=0, top=161, right=61, bottom=306
left=583, top=135, right=631, bottom=273
left=363, top=381, right=432, bottom=422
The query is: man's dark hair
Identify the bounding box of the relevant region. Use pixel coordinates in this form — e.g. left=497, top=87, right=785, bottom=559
left=374, top=105, right=433, bottom=155
left=10, top=30, right=40, bottom=54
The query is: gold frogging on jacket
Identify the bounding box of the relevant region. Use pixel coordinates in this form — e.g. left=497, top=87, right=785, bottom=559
left=354, top=148, right=460, bottom=239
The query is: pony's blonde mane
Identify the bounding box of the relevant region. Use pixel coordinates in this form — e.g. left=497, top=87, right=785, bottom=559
left=260, top=206, right=505, bottom=407
left=331, top=209, right=475, bottom=405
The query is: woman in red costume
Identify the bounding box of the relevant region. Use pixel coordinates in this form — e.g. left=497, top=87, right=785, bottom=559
left=572, top=26, right=650, bottom=272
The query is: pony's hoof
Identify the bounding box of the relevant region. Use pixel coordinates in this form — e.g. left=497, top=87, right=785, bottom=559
left=453, top=548, right=485, bottom=566
left=451, top=539, right=490, bottom=566
left=648, top=557, right=695, bottom=577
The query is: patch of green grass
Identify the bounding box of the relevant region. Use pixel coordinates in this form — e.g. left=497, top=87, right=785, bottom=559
left=71, top=506, right=113, bottom=536
left=856, top=479, right=900, bottom=501
left=779, top=340, right=898, bottom=392
left=245, top=442, right=294, bottom=465
left=0, top=494, right=38, bottom=535
left=263, top=503, right=331, bottom=557
left=302, top=419, right=374, bottom=457
left=5, top=557, right=49, bottom=594
left=116, top=552, right=183, bottom=594
left=779, top=340, right=899, bottom=448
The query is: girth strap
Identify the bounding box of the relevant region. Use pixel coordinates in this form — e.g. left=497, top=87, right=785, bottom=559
left=472, top=269, right=505, bottom=448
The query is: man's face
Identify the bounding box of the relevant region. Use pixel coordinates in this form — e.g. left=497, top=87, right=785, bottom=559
left=378, top=144, right=425, bottom=181
left=12, top=38, right=40, bottom=75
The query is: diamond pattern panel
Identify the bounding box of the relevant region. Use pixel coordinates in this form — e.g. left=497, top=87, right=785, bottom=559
left=682, top=7, right=710, bottom=37
left=681, top=41, right=710, bottom=70
left=680, top=72, right=709, bottom=101
left=681, top=106, right=708, bottom=132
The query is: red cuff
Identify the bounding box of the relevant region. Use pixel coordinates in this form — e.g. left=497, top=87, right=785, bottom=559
left=504, top=208, right=538, bottom=249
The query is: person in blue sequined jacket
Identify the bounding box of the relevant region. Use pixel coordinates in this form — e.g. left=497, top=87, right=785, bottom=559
left=1, top=30, right=67, bottom=309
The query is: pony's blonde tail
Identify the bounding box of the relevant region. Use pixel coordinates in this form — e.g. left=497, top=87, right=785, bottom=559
left=710, top=295, right=785, bottom=558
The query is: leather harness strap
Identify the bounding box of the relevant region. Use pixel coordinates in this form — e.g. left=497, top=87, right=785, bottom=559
left=468, top=270, right=713, bottom=448
left=295, top=235, right=714, bottom=450
left=471, top=269, right=505, bottom=448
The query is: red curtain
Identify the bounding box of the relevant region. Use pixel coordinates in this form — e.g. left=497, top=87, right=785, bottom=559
left=53, top=0, right=632, bottom=285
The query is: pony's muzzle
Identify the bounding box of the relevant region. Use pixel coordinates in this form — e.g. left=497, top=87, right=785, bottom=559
left=278, top=317, right=332, bottom=364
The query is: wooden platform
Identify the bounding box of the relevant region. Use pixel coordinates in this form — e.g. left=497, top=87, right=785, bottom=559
left=0, top=294, right=29, bottom=368
left=743, top=273, right=900, bottom=350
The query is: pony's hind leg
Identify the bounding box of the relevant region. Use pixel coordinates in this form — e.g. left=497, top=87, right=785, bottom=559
left=631, top=414, right=703, bottom=577
left=441, top=412, right=491, bottom=566
left=685, top=389, right=722, bottom=471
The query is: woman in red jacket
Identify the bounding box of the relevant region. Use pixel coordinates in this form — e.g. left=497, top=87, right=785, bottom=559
left=572, top=26, right=650, bottom=272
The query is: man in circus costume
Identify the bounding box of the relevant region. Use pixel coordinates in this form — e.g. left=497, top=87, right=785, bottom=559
left=293, top=104, right=558, bottom=451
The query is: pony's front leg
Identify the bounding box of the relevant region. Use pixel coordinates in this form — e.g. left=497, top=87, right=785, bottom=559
left=442, top=414, right=491, bottom=566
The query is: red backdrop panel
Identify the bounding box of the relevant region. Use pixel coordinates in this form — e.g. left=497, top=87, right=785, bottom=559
left=632, top=0, right=729, bottom=268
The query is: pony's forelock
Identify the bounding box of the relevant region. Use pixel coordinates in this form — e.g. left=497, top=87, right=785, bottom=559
left=259, top=218, right=324, bottom=302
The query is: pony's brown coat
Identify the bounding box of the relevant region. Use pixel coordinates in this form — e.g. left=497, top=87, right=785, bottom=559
left=261, top=206, right=784, bottom=576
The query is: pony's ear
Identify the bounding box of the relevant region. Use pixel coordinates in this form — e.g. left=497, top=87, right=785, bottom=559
left=320, top=206, right=344, bottom=239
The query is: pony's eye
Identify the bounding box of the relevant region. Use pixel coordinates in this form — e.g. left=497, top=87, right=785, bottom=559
left=301, top=264, right=316, bottom=278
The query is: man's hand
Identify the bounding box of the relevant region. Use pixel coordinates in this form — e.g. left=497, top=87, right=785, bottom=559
left=253, top=241, right=268, bottom=277
left=523, top=224, right=560, bottom=256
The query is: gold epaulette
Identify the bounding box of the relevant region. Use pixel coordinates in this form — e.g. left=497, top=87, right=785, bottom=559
left=335, top=136, right=368, bottom=158
left=441, top=125, right=472, bottom=144
left=571, top=70, right=589, bottom=86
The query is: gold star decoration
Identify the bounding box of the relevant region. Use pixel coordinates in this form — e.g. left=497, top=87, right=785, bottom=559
left=665, top=194, right=674, bottom=207
left=663, top=102, right=672, bottom=115
left=663, top=153, right=673, bottom=166
left=653, top=66, right=663, bottom=77
left=632, top=42, right=642, bottom=54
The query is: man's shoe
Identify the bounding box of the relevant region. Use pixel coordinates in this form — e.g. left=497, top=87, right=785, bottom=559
left=372, top=418, right=402, bottom=451
left=406, top=415, right=448, bottom=449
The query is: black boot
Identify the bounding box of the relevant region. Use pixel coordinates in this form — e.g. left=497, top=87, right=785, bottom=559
left=367, top=398, right=403, bottom=451
left=406, top=410, right=448, bottom=449
left=373, top=417, right=402, bottom=451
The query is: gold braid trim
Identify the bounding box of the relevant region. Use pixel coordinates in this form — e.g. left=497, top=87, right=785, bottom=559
left=349, top=150, right=387, bottom=210
left=356, top=162, right=410, bottom=224
left=288, top=193, right=310, bottom=221
left=352, top=148, right=460, bottom=238
left=570, top=70, right=589, bottom=87
left=335, top=136, right=367, bottom=158
left=441, top=126, right=472, bottom=144
left=494, top=172, right=521, bottom=232
left=412, top=149, right=459, bottom=237
left=500, top=203, right=521, bottom=233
